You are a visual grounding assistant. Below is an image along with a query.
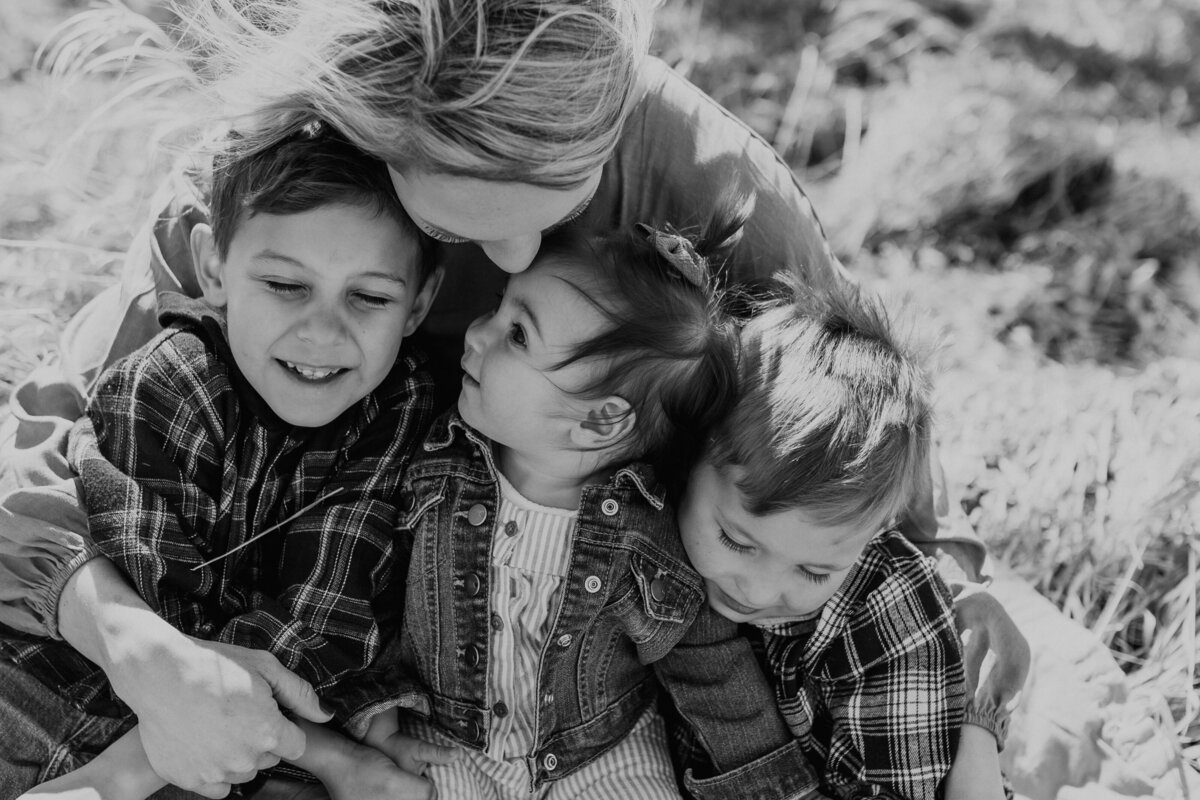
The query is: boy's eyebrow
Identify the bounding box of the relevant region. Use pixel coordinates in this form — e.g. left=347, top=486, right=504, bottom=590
left=253, top=251, right=407, bottom=285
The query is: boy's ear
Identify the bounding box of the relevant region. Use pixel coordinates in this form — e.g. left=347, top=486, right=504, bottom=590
left=190, top=223, right=227, bottom=307
left=403, top=266, right=445, bottom=337
left=573, top=396, right=635, bottom=451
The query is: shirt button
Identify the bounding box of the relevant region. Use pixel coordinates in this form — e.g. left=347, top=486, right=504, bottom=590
left=490, top=612, right=504, bottom=631
left=556, top=633, right=573, bottom=648
left=464, top=644, right=481, bottom=668
left=600, top=498, right=619, bottom=516
left=650, top=576, right=667, bottom=603
left=464, top=572, right=483, bottom=596
left=493, top=701, right=509, bottom=718
left=584, top=575, right=602, bottom=593
left=467, top=503, right=488, bottom=526
left=543, top=753, right=558, bottom=771
left=543, top=693, right=554, bottom=706
left=503, top=520, right=519, bottom=537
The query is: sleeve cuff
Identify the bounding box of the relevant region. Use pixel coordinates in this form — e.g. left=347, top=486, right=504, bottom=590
left=43, top=544, right=105, bottom=640
left=963, top=697, right=1010, bottom=752
left=683, top=739, right=819, bottom=800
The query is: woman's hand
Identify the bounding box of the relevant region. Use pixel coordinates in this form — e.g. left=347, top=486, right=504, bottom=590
left=58, top=558, right=332, bottom=797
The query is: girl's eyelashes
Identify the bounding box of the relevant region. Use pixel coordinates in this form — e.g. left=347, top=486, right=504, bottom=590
left=717, top=528, right=752, bottom=554
left=507, top=322, right=528, bottom=347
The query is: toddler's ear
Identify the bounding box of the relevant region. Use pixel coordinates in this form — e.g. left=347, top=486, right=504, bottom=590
left=574, top=397, right=635, bottom=451
left=190, top=223, right=227, bottom=307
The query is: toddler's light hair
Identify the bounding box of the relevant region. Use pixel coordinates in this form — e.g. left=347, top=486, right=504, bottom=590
left=184, top=0, right=653, bottom=188
left=708, top=279, right=934, bottom=530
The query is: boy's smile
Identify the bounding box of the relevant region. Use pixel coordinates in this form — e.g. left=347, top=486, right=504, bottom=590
left=198, top=204, right=434, bottom=427
left=678, top=459, right=879, bottom=625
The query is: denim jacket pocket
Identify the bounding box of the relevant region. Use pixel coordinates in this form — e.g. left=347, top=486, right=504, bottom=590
left=623, top=554, right=703, bottom=662
left=397, top=475, right=448, bottom=530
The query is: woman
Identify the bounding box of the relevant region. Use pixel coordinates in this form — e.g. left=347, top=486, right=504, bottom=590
left=0, top=1, right=1025, bottom=797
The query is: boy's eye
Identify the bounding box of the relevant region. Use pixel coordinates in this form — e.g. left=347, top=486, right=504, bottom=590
left=264, top=280, right=305, bottom=297
left=797, top=567, right=831, bottom=585
left=353, top=292, right=393, bottom=310
left=717, top=528, right=752, bottom=555
left=507, top=322, right=528, bottom=347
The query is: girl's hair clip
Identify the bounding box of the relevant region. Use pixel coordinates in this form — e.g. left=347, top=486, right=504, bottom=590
left=636, top=223, right=707, bottom=288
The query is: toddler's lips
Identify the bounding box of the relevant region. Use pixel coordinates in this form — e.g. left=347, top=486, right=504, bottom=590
left=711, top=585, right=759, bottom=616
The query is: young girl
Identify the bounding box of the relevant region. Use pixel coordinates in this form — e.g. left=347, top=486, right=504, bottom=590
left=382, top=201, right=819, bottom=799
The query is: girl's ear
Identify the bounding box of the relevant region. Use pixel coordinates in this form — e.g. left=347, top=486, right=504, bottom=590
left=191, top=223, right=227, bottom=307
left=572, top=397, right=635, bottom=451
left=403, top=266, right=445, bottom=337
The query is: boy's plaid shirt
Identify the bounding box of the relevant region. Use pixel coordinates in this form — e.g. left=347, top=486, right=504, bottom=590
left=0, top=294, right=434, bottom=736
left=756, top=529, right=966, bottom=800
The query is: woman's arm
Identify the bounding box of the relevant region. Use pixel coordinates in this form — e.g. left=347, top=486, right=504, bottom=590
left=58, top=557, right=329, bottom=798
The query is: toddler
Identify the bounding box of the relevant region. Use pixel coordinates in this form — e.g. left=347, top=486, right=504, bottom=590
left=4, top=124, right=447, bottom=798
left=384, top=202, right=818, bottom=799
left=677, top=281, right=1010, bottom=799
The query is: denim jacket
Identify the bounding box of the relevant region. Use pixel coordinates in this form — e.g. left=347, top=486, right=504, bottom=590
left=396, top=413, right=817, bottom=799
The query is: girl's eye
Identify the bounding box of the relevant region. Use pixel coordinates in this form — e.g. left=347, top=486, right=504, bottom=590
left=717, top=528, right=752, bottom=555
left=507, top=323, right=528, bottom=347
left=264, top=280, right=305, bottom=297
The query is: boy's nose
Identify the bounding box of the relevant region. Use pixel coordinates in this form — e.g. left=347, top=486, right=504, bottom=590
left=295, top=307, right=347, bottom=346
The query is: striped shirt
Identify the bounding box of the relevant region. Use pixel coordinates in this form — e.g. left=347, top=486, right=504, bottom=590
left=485, top=472, right=577, bottom=760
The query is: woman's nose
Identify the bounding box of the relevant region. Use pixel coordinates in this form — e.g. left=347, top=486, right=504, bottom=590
left=479, top=234, right=541, bottom=273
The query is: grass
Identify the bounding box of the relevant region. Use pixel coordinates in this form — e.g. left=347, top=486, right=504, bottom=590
left=2, top=0, right=1198, bottom=786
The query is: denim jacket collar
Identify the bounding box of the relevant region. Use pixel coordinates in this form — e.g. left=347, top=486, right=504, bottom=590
left=422, top=412, right=665, bottom=512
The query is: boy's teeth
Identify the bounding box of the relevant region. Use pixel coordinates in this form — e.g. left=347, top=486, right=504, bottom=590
left=285, top=361, right=340, bottom=379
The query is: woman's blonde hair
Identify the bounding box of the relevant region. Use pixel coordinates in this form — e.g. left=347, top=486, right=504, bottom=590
left=187, top=0, right=653, bottom=187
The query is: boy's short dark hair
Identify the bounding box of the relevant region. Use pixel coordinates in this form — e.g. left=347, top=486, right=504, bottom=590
left=209, top=123, right=436, bottom=283
left=707, top=278, right=933, bottom=530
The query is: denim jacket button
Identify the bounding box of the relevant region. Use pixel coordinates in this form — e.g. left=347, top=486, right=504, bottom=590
left=464, top=718, right=482, bottom=743
left=503, top=520, right=519, bottom=537
left=464, top=572, right=483, bottom=596
left=649, top=576, right=667, bottom=603
left=556, top=633, right=573, bottom=648
left=399, top=492, right=415, bottom=512
left=467, top=503, right=488, bottom=526
left=600, top=498, right=619, bottom=516
left=543, top=753, right=558, bottom=771
left=584, top=575, right=602, bottom=593
left=464, top=644, right=481, bottom=668
left=493, top=701, right=509, bottom=718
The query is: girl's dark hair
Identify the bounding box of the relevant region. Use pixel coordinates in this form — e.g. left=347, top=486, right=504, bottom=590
left=539, top=191, right=755, bottom=490
left=209, top=123, right=436, bottom=283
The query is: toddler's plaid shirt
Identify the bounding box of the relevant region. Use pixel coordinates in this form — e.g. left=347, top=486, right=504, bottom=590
left=756, top=528, right=966, bottom=800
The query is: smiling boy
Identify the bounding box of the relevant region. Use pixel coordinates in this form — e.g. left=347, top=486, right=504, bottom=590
left=0, top=125, right=445, bottom=797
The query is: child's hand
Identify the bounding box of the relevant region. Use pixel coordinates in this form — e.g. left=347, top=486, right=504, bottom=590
left=373, top=730, right=460, bottom=777
left=319, top=739, right=440, bottom=800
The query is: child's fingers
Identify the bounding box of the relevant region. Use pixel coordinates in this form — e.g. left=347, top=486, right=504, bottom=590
left=382, top=733, right=460, bottom=774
